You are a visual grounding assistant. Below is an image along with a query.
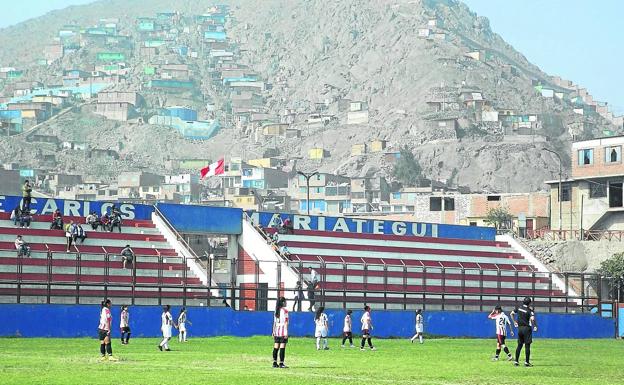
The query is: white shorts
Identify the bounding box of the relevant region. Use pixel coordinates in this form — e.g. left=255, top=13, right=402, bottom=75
left=162, top=326, right=172, bottom=338
left=315, top=327, right=328, bottom=338
left=179, top=323, right=186, bottom=332
left=416, top=325, right=424, bottom=334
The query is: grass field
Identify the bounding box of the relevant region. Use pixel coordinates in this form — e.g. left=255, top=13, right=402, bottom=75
left=0, top=337, right=621, bottom=385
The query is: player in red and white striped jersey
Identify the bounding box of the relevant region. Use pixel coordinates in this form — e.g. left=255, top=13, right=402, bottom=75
left=488, top=305, right=514, bottom=361
left=272, top=297, right=289, bottom=368
left=97, top=299, right=118, bottom=361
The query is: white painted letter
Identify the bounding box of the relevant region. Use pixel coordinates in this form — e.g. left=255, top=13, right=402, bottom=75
left=352, top=218, right=367, bottom=233
left=294, top=215, right=311, bottom=230
left=317, top=216, right=326, bottom=231
left=41, top=199, right=58, bottom=215
left=392, top=221, right=407, bottom=235
left=431, top=223, right=439, bottom=238
left=65, top=200, right=81, bottom=217
left=100, top=203, right=113, bottom=216
left=120, top=204, right=136, bottom=220
left=332, top=217, right=350, bottom=232
left=373, top=220, right=384, bottom=234
left=412, top=223, right=427, bottom=237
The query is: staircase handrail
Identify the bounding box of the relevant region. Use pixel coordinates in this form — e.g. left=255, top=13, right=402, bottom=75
left=153, top=205, right=203, bottom=265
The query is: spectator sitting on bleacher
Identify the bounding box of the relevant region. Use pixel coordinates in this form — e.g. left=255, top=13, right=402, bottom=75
left=280, top=245, right=292, bottom=259
left=72, top=223, right=87, bottom=244
left=64, top=221, right=74, bottom=252
left=50, top=209, right=63, bottom=230
left=19, top=212, right=32, bottom=229
left=100, top=213, right=111, bottom=231
left=110, top=212, right=122, bottom=233
left=14, top=235, right=31, bottom=258
left=86, top=212, right=100, bottom=231
left=10, top=205, right=21, bottom=227
left=120, top=245, right=135, bottom=270
left=282, top=217, right=293, bottom=234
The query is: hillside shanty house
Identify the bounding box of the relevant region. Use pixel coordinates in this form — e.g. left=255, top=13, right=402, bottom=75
left=94, top=91, right=140, bottom=121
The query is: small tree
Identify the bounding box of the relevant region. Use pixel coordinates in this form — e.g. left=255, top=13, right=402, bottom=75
left=484, top=206, right=513, bottom=230
left=393, top=146, right=422, bottom=186
left=596, top=252, right=624, bottom=301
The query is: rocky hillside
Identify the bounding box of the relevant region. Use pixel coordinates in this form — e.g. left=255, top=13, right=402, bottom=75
left=0, top=0, right=618, bottom=192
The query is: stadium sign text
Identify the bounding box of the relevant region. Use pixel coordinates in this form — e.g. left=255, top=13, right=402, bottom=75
left=0, top=195, right=154, bottom=220
left=248, top=211, right=495, bottom=241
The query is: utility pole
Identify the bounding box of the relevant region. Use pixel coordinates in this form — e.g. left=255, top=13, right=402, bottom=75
left=544, top=148, right=563, bottom=232
left=297, top=171, right=319, bottom=215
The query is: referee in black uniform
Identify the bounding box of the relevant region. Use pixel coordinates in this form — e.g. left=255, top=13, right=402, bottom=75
left=510, top=297, right=538, bottom=367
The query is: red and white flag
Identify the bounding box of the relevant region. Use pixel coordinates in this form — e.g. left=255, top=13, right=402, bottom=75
left=200, top=158, right=225, bottom=179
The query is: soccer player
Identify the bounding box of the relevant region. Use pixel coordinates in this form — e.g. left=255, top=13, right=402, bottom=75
left=314, top=306, right=329, bottom=350
left=488, top=305, right=514, bottom=361
left=510, top=297, right=538, bottom=367
left=410, top=309, right=424, bottom=344
left=360, top=305, right=376, bottom=351
left=341, top=309, right=354, bottom=348
left=120, top=305, right=131, bottom=345
left=159, top=305, right=176, bottom=351
left=272, top=297, right=289, bottom=368
left=98, top=299, right=118, bottom=361
left=178, top=307, right=192, bottom=342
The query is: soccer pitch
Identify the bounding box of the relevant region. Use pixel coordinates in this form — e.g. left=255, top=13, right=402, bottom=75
left=0, top=337, right=621, bottom=385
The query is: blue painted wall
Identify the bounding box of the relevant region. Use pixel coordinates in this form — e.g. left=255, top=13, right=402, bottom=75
left=0, top=195, right=154, bottom=220
left=619, top=306, right=624, bottom=338
left=157, top=203, right=242, bottom=235
left=248, top=211, right=496, bottom=241
left=0, top=305, right=614, bottom=339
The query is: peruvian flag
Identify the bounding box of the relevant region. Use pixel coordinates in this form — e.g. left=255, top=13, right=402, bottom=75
left=200, top=158, right=225, bottom=179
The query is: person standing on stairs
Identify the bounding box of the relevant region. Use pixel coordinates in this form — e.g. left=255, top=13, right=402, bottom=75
left=65, top=221, right=74, bottom=252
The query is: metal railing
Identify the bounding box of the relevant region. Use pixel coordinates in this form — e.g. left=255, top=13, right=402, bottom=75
left=0, top=246, right=618, bottom=313
left=0, top=246, right=212, bottom=306
left=526, top=228, right=624, bottom=241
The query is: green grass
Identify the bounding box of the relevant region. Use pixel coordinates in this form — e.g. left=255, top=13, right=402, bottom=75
left=0, top=337, right=621, bottom=385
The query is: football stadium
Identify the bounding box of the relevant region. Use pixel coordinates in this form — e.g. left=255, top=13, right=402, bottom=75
left=0, top=194, right=621, bottom=385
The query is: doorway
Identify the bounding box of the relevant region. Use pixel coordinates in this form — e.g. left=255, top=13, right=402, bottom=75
left=609, top=182, right=623, bottom=208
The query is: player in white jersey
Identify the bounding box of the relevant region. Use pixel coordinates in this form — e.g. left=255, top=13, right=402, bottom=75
left=360, top=305, right=376, bottom=351
left=272, top=297, right=289, bottom=368
left=159, top=305, right=177, bottom=351
left=488, top=305, right=514, bottom=361
left=314, top=306, right=329, bottom=350
left=178, top=307, right=192, bottom=342
left=410, top=309, right=425, bottom=344
left=97, top=299, right=118, bottom=361
left=119, top=305, right=130, bottom=345
left=341, top=310, right=354, bottom=348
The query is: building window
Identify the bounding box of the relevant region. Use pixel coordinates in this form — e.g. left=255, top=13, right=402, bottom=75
left=141, top=186, right=149, bottom=192
left=444, top=197, right=455, bottom=211
left=393, top=205, right=403, bottom=212
left=430, top=197, right=442, bottom=211
left=589, top=183, right=607, bottom=198
left=153, top=186, right=160, bottom=192
left=487, top=195, right=500, bottom=201
left=605, top=146, right=621, bottom=163
left=406, top=205, right=415, bottom=212
left=578, top=149, right=593, bottom=165
left=560, top=183, right=571, bottom=201
left=469, top=222, right=477, bottom=226
left=392, top=192, right=401, bottom=200
left=325, top=186, right=337, bottom=196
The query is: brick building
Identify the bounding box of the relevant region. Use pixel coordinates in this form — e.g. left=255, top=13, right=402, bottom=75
left=546, top=135, right=624, bottom=232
